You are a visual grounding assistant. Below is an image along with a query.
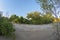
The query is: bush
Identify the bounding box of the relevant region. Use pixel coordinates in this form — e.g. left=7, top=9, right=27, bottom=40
left=0, top=17, right=15, bottom=37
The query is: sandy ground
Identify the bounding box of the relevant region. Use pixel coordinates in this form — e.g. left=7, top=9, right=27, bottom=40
left=0, top=24, right=57, bottom=40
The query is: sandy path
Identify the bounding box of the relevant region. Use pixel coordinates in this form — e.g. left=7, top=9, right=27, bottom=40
left=0, top=24, right=56, bottom=40
left=14, top=24, right=56, bottom=40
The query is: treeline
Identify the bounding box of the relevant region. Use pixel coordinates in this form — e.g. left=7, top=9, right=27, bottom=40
left=8, top=11, right=56, bottom=24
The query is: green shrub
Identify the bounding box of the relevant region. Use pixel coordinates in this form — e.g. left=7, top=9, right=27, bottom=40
left=0, top=17, right=15, bottom=37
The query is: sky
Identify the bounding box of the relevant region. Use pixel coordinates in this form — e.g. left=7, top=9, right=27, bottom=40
left=0, top=0, right=41, bottom=17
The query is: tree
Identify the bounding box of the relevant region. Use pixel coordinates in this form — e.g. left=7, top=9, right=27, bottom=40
left=9, top=14, right=19, bottom=23
left=13, top=18, right=20, bottom=23
left=19, top=16, right=24, bottom=24
left=27, top=11, right=41, bottom=19
left=37, top=0, right=60, bottom=18
left=27, top=11, right=54, bottom=24
left=27, top=11, right=43, bottom=24
left=37, top=0, right=60, bottom=40
left=42, top=12, right=54, bottom=24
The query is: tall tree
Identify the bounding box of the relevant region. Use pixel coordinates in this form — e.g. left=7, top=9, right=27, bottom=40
left=43, top=12, right=54, bottom=24
left=37, top=0, right=60, bottom=18
left=37, top=0, right=60, bottom=40
left=27, top=12, right=44, bottom=24
left=9, top=14, right=19, bottom=23
left=27, top=11, right=41, bottom=19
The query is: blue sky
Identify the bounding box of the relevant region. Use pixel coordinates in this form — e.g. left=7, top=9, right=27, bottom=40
left=0, top=0, right=41, bottom=17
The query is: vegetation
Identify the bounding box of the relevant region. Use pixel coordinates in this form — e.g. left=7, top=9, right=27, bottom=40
left=37, top=0, right=60, bottom=40
left=0, top=0, right=60, bottom=40
left=37, top=0, right=60, bottom=22
left=27, top=11, right=54, bottom=24
left=0, top=14, right=15, bottom=37
left=9, top=11, right=55, bottom=24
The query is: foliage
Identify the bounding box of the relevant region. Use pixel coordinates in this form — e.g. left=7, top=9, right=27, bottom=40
left=19, top=16, right=24, bottom=23
left=0, top=16, right=15, bottom=37
left=27, top=11, right=54, bottom=24
left=37, top=0, right=60, bottom=18
left=27, top=12, right=41, bottom=19
left=9, top=14, right=20, bottom=23
left=9, top=12, right=54, bottom=24
left=42, top=12, right=54, bottom=24
left=19, top=16, right=32, bottom=24
left=27, top=12, right=42, bottom=24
